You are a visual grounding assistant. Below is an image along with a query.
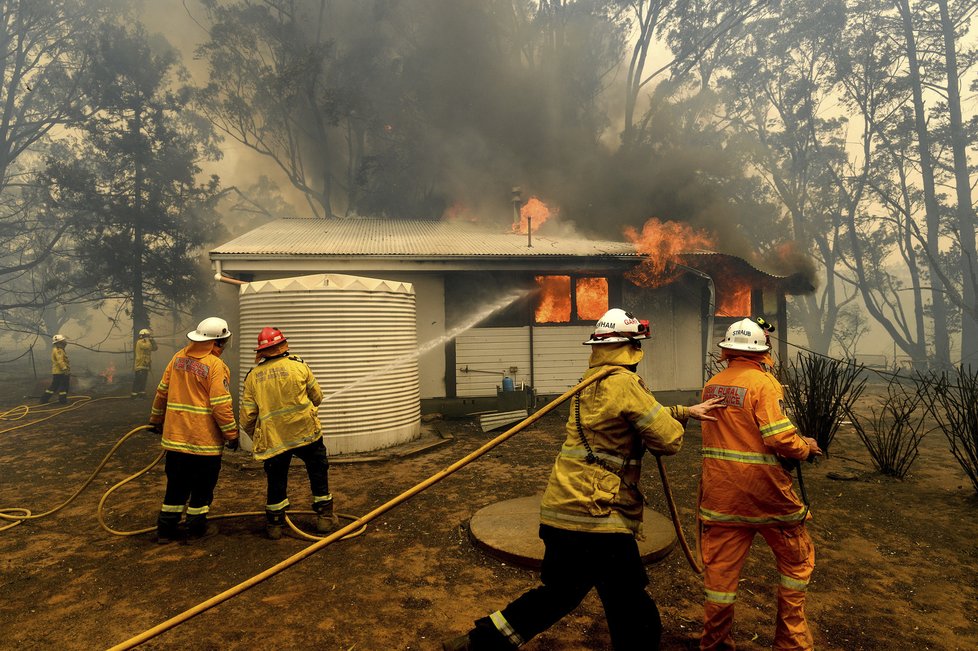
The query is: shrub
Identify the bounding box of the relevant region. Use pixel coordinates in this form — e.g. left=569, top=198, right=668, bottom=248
left=779, top=353, right=866, bottom=456
left=917, top=368, right=978, bottom=495
left=845, top=377, right=930, bottom=478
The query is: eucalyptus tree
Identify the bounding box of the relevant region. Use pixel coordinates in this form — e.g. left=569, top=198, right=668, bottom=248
left=42, top=24, right=224, bottom=345
left=707, top=0, right=859, bottom=355
left=0, top=0, right=119, bottom=318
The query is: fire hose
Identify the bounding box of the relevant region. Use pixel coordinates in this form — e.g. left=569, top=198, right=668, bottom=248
left=1, top=399, right=367, bottom=542
left=105, top=366, right=621, bottom=650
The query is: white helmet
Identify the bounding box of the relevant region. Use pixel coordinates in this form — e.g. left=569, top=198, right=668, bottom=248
left=187, top=317, right=232, bottom=342
left=719, top=318, right=770, bottom=352
left=584, top=308, right=651, bottom=345
left=52, top=334, right=67, bottom=344
left=138, top=328, right=152, bottom=337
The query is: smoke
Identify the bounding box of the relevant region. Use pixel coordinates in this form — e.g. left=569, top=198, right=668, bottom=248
left=136, top=0, right=813, bottom=280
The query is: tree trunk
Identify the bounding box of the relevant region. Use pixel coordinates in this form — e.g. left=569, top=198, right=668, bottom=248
left=131, top=105, right=147, bottom=347
left=936, top=0, right=978, bottom=367
left=896, top=0, right=951, bottom=368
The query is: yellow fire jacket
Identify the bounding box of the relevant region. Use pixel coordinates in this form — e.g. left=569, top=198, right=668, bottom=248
left=150, top=341, right=237, bottom=456
left=698, top=356, right=811, bottom=526
left=539, top=343, right=689, bottom=536
left=134, top=337, right=158, bottom=371
left=51, top=346, right=69, bottom=375
left=239, top=353, right=323, bottom=461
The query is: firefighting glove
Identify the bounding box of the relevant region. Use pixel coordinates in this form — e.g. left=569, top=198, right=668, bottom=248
left=225, top=438, right=240, bottom=452
left=146, top=423, right=162, bottom=435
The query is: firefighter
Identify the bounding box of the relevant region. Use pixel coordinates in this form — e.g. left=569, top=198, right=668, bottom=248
left=40, top=334, right=70, bottom=404
left=147, top=317, right=239, bottom=544
left=239, top=327, right=338, bottom=540
left=443, top=308, right=725, bottom=651
left=697, top=317, right=822, bottom=651
left=131, top=328, right=158, bottom=398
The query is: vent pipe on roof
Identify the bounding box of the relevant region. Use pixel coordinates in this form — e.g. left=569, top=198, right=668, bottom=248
left=527, top=216, right=532, bottom=248
left=511, top=186, right=522, bottom=230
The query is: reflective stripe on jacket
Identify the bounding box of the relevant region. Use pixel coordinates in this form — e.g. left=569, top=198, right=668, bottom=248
left=134, top=337, right=158, bottom=371
left=150, top=341, right=237, bottom=456
left=699, top=357, right=811, bottom=526
left=240, top=353, right=323, bottom=461
left=51, top=347, right=69, bottom=375
left=539, top=344, right=688, bottom=536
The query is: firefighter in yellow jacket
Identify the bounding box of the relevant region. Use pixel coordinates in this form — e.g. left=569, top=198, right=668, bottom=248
left=148, top=317, right=238, bottom=543
left=239, top=327, right=339, bottom=540
left=698, top=318, right=822, bottom=651
left=444, top=308, right=725, bottom=651
left=131, top=328, right=158, bottom=398
left=40, top=334, right=70, bottom=404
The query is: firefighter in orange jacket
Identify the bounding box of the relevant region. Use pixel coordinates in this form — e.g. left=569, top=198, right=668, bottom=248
left=148, top=317, right=238, bottom=543
left=444, top=309, right=724, bottom=651
left=698, top=318, right=822, bottom=650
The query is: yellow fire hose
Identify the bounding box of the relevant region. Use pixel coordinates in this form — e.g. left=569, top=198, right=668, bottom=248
left=94, top=426, right=367, bottom=541
left=1, top=398, right=367, bottom=541
left=105, top=366, right=620, bottom=650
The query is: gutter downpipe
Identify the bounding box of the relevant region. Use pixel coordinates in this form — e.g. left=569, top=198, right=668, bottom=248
left=677, top=264, right=715, bottom=385
left=213, top=259, right=247, bottom=286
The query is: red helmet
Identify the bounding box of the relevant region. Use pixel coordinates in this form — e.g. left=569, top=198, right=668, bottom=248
left=255, top=327, right=286, bottom=351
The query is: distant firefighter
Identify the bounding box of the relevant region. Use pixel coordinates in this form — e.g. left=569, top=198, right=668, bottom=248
left=147, top=317, right=238, bottom=544
left=40, top=334, right=70, bottom=405
left=131, top=328, right=158, bottom=398
left=240, top=326, right=339, bottom=540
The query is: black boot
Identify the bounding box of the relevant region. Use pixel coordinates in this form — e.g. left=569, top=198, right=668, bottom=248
left=266, top=509, right=285, bottom=540
left=315, top=499, right=340, bottom=534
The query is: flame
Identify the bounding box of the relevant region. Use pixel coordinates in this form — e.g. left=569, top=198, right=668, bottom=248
left=442, top=201, right=480, bottom=223
left=513, top=197, right=555, bottom=234
left=100, top=362, right=116, bottom=384
left=534, top=276, right=609, bottom=323
left=624, top=218, right=716, bottom=288
left=576, top=277, right=609, bottom=321
left=535, top=275, right=571, bottom=322
left=715, top=278, right=752, bottom=316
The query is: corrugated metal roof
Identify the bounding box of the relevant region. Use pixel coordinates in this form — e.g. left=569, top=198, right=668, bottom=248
left=211, top=218, right=639, bottom=258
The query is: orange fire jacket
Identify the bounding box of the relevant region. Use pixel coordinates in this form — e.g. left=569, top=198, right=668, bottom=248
left=150, top=341, right=238, bottom=456
left=698, top=356, right=811, bottom=526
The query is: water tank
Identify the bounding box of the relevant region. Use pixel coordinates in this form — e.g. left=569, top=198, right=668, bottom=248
left=237, top=273, right=420, bottom=455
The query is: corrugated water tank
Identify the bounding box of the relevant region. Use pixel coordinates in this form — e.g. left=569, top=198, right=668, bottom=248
left=238, top=273, right=420, bottom=455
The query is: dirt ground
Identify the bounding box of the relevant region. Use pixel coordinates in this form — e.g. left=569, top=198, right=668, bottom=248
left=1, top=380, right=977, bottom=651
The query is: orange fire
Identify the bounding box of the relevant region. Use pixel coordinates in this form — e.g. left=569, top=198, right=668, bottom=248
left=100, top=362, right=116, bottom=384
left=534, top=276, right=609, bottom=323
left=513, top=197, right=554, bottom=234
left=715, top=279, right=752, bottom=316
left=576, top=277, right=609, bottom=321
left=624, top=218, right=717, bottom=288
left=442, top=201, right=479, bottom=223
left=535, top=275, right=571, bottom=322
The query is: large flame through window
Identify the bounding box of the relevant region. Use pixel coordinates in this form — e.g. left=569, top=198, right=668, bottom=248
left=535, top=276, right=608, bottom=323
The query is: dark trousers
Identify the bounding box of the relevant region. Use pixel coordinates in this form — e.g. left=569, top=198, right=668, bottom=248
left=470, top=524, right=662, bottom=650
left=157, top=451, right=222, bottom=536
left=131, top=369, right=149, bottom=395
left=40, top=374, right=69, bottom=403
left=263, top=437, right=330, bottom=514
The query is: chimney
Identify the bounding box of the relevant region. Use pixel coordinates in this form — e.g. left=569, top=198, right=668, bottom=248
left=511, top=186, right=523, bottom=230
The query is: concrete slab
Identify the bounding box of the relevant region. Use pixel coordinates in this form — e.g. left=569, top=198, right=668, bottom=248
left=468, top=494, right=677, bottom=570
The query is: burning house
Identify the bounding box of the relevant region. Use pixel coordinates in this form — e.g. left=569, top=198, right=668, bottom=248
left=210, top=213, right=812, bottom=418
